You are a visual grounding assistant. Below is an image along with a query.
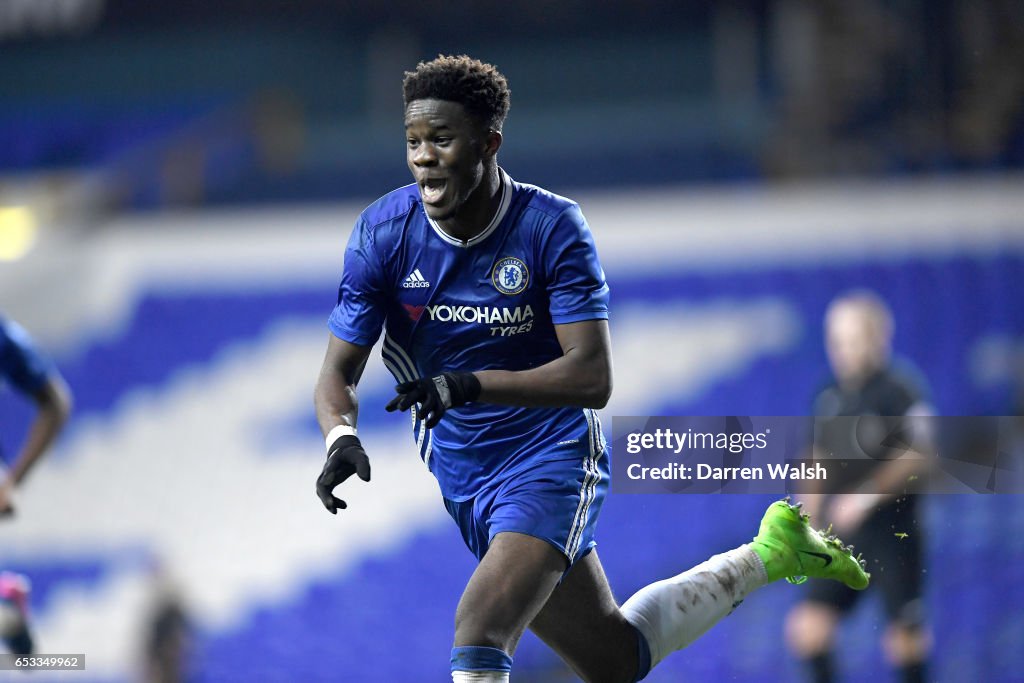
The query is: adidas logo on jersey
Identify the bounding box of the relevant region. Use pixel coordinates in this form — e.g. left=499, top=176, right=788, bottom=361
left=402, top=269, right=431, bottom=289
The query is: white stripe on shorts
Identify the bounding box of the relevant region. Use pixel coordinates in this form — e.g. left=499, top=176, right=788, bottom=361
left=565, top=409, right=600, bottom=560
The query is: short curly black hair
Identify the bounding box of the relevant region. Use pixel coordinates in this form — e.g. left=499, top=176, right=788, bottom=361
left=403, top=54, right=511, bottom=131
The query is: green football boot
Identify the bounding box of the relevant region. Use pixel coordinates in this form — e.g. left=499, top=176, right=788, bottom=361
left=751, top=498, right=870, bottom=590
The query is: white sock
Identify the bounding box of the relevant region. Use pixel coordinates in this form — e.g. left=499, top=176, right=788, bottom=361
left=452, top=672, right=509, bottom=682
left=620, top=544, right=768, bottom=669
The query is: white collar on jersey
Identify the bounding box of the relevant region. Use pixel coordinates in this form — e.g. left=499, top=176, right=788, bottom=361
left=426, top=167, right=512, bottom=248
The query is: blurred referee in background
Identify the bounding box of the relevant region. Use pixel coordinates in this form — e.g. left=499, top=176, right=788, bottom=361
left=786, top=291, right=933, bottom=683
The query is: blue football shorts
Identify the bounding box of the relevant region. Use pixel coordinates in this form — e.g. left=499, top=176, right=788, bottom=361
left=443, top=447, right=610, bottom=570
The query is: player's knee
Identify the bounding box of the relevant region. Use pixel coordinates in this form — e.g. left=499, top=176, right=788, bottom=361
left=454, top=611, right=516, bottom=653
left=785, top=604, right=837, bottom=657
left=883, top=622, right=931, bottom=665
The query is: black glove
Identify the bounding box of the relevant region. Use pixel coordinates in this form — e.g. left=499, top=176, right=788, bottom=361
left=385, top=371, right=481, bottom=429
left=316, top=435, right=371, bottom=514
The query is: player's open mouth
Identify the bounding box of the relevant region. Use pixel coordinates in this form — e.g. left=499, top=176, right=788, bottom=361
left=421, top=178, right=447, bottom=205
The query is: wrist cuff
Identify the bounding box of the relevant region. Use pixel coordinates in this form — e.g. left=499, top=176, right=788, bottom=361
left=325, top=424, right=357, bottom=450
left=455, top=371, right=482, bottom=403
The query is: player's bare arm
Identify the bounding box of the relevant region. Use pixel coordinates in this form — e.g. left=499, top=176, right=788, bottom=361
left=385, top=319, right=612, bottom=428
left=313, top=335, right=372, bottom=514
left=314, top=334, right=371, bottom=435
left=474, top=319, right=612, bottom=408
left=0, top=372, right=72, bottom=515
left=8, top=374, right=72, bottom=485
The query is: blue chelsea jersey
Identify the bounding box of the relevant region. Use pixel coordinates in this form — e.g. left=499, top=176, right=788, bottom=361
left=328, top=170, right=609, bottom=501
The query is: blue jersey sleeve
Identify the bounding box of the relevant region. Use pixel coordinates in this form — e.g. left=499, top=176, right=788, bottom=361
left=328, top=218, right=389, bottom=347
left=0, top=317, right=54, bottom=396
left=544, top=204, right=610, bottom=324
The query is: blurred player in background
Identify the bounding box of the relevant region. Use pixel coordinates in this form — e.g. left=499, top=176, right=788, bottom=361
left=786, top=291, right=933, bottom=683
left=0, top=314, right=73, bottom=654
left=313, top=55, right=869, bottom=683
left=140, top=558, right=193, bottom=683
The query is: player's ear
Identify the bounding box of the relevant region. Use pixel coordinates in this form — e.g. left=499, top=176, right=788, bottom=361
left=482, top=130, right=502, bottom=159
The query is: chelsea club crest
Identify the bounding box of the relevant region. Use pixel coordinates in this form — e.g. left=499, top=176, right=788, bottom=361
left=492, top=257, right=529, bottom=295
